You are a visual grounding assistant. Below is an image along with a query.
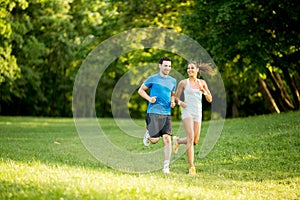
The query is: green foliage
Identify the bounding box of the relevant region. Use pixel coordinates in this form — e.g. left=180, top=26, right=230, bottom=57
left=1, top=0, right=109, bottom=116
left=0, top=111, right=299, bottom=199
left=109, top=0, right=191, bottom=30
left=0, top=0, right=24, bottom=84
left=0, top=0, right=299, bottom=117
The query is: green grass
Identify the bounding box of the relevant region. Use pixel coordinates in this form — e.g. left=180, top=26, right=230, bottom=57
left=0, top=112, right=299, bottom=199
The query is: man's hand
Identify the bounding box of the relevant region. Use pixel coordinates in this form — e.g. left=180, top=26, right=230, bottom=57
left=148, top=96, right=157, bottom=103
left=171, top=101, right=175, bottom=108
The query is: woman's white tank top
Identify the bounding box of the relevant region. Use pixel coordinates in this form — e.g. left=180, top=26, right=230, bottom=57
left=182, top=79, right=202, bottom=117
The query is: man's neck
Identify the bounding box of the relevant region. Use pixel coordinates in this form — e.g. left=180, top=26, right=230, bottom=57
left=160, top=72, right=168, bottom=78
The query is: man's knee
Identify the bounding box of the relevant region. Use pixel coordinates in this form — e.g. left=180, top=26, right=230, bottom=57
left=150, top=137, right=160, bottom=144
left=162, top=134, right=171, bottom=144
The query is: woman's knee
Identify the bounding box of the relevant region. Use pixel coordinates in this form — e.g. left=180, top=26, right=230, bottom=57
left=187, top=136, right=194, bottom=145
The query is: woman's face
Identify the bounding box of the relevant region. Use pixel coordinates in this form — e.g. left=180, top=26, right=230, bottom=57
left=187, top=63, right=199, bottom=77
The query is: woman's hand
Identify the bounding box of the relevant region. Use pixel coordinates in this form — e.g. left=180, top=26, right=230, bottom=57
left=196, top=79, right=205, bottom=93
left=178, top=100, right=187, bottom=108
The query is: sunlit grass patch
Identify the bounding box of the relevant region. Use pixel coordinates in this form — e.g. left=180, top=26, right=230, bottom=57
left=1, top=159, right=298, bottom=199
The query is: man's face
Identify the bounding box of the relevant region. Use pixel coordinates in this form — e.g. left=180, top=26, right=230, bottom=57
left=159, top=61, right=172, bottom=76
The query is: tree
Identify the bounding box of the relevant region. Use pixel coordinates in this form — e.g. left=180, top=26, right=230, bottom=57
left=182, top=0, right=300, bottom=117
left=1, top=0, right=113, bottom=116
left=0, top=0, right=26, bottom=112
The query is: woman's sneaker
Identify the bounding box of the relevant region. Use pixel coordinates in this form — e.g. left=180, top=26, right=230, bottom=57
left=172, top=136, right=180, bottom=153
left=189, top=167, right=196, bottom=175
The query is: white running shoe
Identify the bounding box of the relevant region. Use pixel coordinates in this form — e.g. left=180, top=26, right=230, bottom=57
left=143, top=130, right=150, bottom=146
left=163, top=167, right=170, bottom=174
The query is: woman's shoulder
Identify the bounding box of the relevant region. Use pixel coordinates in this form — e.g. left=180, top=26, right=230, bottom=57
left=179, top=79, right=188, bottom=86
left=197, top=78, right=206, bottom=83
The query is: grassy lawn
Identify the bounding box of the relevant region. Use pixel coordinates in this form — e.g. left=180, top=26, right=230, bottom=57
left=0, top=111, right=299, bottom=199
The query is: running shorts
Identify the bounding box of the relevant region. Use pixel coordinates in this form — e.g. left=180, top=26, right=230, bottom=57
left=146, top=113, right=172, bottom=138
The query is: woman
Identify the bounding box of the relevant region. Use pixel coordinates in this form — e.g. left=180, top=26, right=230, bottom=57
left=173, top=61, right=213, bottom=174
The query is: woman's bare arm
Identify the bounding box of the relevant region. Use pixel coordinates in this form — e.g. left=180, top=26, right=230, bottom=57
left=200, top=80, right=212, bottom=103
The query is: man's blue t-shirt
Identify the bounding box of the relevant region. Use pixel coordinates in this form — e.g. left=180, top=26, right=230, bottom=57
left=144, top=73, right=177, bottom=115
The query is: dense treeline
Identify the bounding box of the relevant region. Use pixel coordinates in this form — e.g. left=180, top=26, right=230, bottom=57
left=1, top=0, right=299, bottom=118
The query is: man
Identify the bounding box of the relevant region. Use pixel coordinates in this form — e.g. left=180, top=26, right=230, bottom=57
left=138, top=56, right=177, bottom=174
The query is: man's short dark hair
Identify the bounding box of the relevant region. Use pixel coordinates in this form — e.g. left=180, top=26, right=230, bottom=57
left=159, top=56, right=171, bottom=64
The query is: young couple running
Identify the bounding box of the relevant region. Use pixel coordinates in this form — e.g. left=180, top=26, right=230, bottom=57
left=138, top=56, right=213, bottom=174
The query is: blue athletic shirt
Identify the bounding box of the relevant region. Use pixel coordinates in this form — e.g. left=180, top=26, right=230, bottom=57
left=144, top=73, right=177, bottom=115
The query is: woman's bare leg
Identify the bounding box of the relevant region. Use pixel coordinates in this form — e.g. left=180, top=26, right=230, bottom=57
left=193, top=121, right=201, bottom=145
left=182, top=117, right=195, bottom=168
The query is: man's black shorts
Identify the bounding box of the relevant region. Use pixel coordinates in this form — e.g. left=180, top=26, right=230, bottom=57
left=146, top=113, right=172, bottom=138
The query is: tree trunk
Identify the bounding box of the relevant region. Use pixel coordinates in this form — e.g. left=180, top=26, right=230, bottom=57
left=294, top=71, right=300, bottom=90
left=281, top=66, right=300, bottom=110
left=231, top=85, right=239, bottom=118
left=258, top=78, right=280, bottom=113
left=267, top=69, right=294, bottom=111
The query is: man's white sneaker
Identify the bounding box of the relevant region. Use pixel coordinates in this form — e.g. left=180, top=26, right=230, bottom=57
left=163, top=167, right=170, bottom=174
left=143, top=130, right=150, bottom=146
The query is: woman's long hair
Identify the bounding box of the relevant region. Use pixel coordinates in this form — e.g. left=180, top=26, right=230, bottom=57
left=189, top=61, right=215, bottom=76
